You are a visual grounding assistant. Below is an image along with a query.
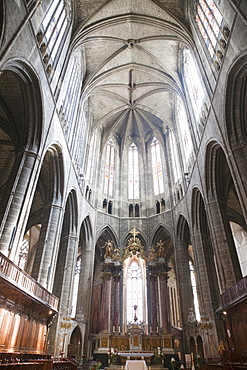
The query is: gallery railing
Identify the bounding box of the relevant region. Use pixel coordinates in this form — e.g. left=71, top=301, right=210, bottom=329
left=220, top=275, right=247, bottom=308
left=0, top=252, right=58, bottom=311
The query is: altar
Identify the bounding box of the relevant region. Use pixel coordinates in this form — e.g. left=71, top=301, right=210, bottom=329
left=125, top=360, right=148, bottom=370
left=117, top=353, right=153, bottom=366
left=119, top=353, right=154, bottom=359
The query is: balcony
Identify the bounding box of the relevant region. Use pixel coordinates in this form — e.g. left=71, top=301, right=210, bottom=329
left=219, top=275, right=247, bottom=309
left=0, top=252, right=58, bottom=311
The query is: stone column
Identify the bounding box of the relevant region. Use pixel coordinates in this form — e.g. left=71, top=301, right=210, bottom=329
left=49, top=233, right=78, bottom=356
left=76, top=248, right=94, bottom=325
left=230, top=146, right=247, bottom=223
left=0, top=150, right=40, bottom=257
left=175, top=239, right=195, bottom=330
left=31, top=202, right=64, bottom=290
left=206, top=199, right=242, bottom=290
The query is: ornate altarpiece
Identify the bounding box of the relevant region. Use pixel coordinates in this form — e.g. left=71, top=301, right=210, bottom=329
left=92, top=228, right=180, bottom=358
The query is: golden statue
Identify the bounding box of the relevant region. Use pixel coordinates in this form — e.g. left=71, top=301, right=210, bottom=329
left=103, top=240, right=114, bottom=258
left=157, top=240, right=165, bottom=258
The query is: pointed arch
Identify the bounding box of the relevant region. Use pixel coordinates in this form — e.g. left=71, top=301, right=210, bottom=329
left=151, top=224, right=174, bottom=261
left=0, top=60, right=43, bottom=152
left=68, top=326, right=82, bottom=361
left=225, top=54, right=247, bottom=148
left=79, top=215, right=93, bottom=252
left=177, top=214, right=191, bottom=245
left=205, top=141, right=244, bottom=285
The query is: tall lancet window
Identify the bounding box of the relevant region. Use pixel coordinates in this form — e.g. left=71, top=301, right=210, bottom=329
left=87, top=132, right=98, bottom=186
left=195, top=0, right=223, bottom=58
left=169, top=130, right=181, bottom=184
left=151, top=137, right=164, bottom=195
left=128, top=143, right=139, bottom=199
left=37, top=0, right=69, bottom=73
left=126, top=260, right=143, bottom=323
left=177, top=97, right=194, bottom=173
left=184, top=50, right=205, bottom=122
left=104, top=139, right=115, bottom=197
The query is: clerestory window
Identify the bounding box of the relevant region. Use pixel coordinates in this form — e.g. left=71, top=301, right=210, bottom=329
left=195, top=0, right=223, bottom=58
left=36, top=0, right=70, bottom=75
left=104, top=139, right=115, bottom=197
left=151, top=137, right=164, bottom=196
left=128, top=143, right=139, bottom=200
left=87, top=132, right=98, bottom=187
left=184, top=49, right=205, bottom=122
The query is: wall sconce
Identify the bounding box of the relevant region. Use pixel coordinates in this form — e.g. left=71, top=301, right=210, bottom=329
left=184, top=172, right=190, bottom=183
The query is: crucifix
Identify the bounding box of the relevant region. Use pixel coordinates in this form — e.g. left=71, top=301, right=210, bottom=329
left=128, top=69, right=136, bottom=105
left=133, top=304, right=138, bottom=322
left=130, top=227, right=140, bottom=242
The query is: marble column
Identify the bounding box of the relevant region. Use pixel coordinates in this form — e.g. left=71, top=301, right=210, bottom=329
left=147, top=266, right=158, bottom=332
left=99, top=263, right=113, bottom=332
left=112, top=266, right=122, bottom=332
left=158, top=269, right=170, bottom=332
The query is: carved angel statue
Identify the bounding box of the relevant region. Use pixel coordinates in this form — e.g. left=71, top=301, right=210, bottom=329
left=148, top=246, right=157, bottom=261
left=102, top=240, right=114, bottom=258
left=112, top=247, right=121, bottom=261
left=157, top=240, right=165, bottom=258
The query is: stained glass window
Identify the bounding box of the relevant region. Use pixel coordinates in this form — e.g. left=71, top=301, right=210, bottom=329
left=74, top=104, right=88, bottom=175
left=37, top=0, right=69, bottom=75
left=42, top=0, right=68, bottom=63
left=126, top=261, right=143, bottom=322
left=61, top=58, right=81, bottom=138
left=87, top=133, right=98, bottom=186
left=195, top=0, right=223, bottom=58
left=184, top=49, right=205, bottom=121
left=177, top=97, right=194, bottom=172
left=128, top=143, right=139, bottom=199
left=169, top=130, right=180, bottom=184
left=151, top=137, right=164, bottom=195
left=104, top=139, right=115, bottom=197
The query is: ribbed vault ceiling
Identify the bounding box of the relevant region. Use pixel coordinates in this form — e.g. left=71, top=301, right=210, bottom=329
left=74, top=0, right=191, bottom=149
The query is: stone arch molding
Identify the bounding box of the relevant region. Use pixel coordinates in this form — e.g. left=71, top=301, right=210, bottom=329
left=225, top=53, right=247, bottom=149
left=150, top=224, right=174, bottom=261
left=177, top=213, right=191, bottom=245
left=40, top=144, right=65, bottom=204
left=79, top=215, right=93, bottom=252
left=0, top=59, right=43, bottom=153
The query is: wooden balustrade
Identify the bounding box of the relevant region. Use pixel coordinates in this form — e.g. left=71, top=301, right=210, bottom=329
left=220, top=276, right=247, bottom=308
left=0, top=252, right=58, bottom=310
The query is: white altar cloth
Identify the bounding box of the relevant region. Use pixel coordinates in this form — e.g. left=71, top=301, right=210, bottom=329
left=125, top=360, right=148, bottom=370
left=119, top=353, right=154, bottom=357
